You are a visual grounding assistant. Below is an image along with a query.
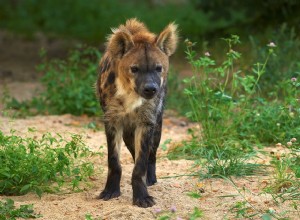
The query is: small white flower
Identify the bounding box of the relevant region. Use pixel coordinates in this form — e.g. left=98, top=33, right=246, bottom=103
left=204, top=52, right=211, bottom=57
left=291, top=138, right=297, bottom=142
left=276, top=123, right=280, bottom=127
left=256, top=113, right=260, bottom=117
left=291, top=77, right=297, bottom=82
left=287, top=141, right=292, bottom=147
left=276, top=143, right=282, bottom=147
left=268, top=42, right=276, bottom=47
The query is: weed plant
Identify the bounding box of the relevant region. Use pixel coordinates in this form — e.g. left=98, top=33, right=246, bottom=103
left=184, top=35, right=274, bottom=146
left=0, top=199, right=41, bottom=220
left=250, top=24, right=300, bottom=92
left=0, top=129, right=98, bottom=197
left=170, top=35, right=300, bottom=178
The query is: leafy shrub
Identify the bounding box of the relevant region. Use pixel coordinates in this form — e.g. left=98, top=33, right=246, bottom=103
left=6, top=45, right=101, bottom=116
left=36, top=46, right=101, bottom=115
left=0, top=129, right=97, bottom=197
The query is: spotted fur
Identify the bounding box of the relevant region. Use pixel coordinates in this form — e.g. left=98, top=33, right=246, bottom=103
left=96, top=18, right=178, bottom=208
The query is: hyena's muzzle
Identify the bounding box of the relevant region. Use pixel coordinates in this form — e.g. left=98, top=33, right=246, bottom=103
left=134, top=69, right=161, bottom=100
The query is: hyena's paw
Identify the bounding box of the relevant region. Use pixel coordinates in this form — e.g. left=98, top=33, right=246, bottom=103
left=133, top=196, right=156, bottom=208
left=98, top=189, right=121, bottom=201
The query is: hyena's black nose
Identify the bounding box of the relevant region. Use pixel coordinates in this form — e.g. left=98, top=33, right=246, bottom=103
left=143, top=83, right=158, bottom=99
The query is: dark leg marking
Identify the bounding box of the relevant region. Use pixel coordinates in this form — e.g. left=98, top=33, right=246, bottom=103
left=123, top=127, right=135, bottom=162
left=98, top=124, right=122, bottom=200
left=147, top=115, right=162, bottom=186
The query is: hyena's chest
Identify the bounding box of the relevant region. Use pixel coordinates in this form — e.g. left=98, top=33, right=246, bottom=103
left=104, top=95, right=162, bottom=126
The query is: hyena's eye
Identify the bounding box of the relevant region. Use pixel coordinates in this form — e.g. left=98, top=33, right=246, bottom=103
left=155, top=65, right=163, bottom=73
left=130, top=66, right=139, bottom=73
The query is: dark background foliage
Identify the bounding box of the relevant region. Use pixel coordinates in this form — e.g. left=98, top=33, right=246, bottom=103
left=1, top=0, right=299, bottom=44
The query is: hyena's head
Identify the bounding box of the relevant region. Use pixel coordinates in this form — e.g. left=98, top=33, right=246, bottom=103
left=106, top=19, right=178, bottom=100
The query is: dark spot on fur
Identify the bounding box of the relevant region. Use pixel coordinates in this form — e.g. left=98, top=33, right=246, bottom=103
left=108, top=72, right=116, bottom=84
left=117, top=98, right=124, bottom=106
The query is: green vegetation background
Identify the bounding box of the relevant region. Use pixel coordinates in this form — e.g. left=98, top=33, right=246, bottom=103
left=1, top=0, right=299, bottom=43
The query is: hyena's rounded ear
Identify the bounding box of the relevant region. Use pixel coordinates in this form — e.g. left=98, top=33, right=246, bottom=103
left=156, top=23, right=178, bottom=56
left=107, top=30, right=134, bottom=58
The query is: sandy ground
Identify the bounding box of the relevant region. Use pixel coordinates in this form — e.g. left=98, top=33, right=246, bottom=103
left=0, top=112, right=299, bottom=220
left=0, top=32, right=299, bottom=220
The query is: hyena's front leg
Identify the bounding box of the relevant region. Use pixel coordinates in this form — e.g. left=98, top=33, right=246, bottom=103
left=147, top=117, right=162, bottom=186
left=99, top=124, right=122, bottom=200
left=132, top=126, right=156, bottom=208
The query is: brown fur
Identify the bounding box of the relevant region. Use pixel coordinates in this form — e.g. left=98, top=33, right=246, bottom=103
left=96, top=18, right=178, bottom=208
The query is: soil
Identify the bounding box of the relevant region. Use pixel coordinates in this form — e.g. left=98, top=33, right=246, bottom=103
left=0, top=32, right=298, bottom=220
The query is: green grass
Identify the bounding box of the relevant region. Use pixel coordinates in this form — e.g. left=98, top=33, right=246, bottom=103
left=263, top=139, right=300, bottom=205
left=0, top=128, right=99, bottom=197
left=0, top=199, right=41, bottom=220
left=154, top=206, right=203, bottom=220
left=85, top=214, right=102, bottom=220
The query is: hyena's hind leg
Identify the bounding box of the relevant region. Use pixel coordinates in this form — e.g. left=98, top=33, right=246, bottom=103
left=98, top=124, right=122, bottom=200
left=123, top=127, right=136, bottom=162
left=147, top=115, right=162, bottom=186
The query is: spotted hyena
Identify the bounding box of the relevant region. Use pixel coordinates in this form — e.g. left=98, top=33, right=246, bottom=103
left=96, top=18, right=178, bottom=208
